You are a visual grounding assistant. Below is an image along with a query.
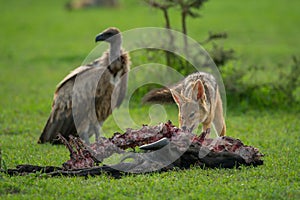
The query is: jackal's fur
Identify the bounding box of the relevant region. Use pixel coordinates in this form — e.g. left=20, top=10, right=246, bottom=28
left=143, top=72, right=226, bottom=136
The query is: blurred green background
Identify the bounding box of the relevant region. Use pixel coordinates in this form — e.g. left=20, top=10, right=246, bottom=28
left=0, top=1, right=299, bottom=199
left=1, top=0, right=300, bottom=112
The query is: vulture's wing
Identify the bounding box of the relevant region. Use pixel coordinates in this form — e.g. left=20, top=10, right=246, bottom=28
left=38, top=78, right=77, bottom=144
left=56, top=66, right=91, bottom=91
left=38, top=65, right=94, bottom=144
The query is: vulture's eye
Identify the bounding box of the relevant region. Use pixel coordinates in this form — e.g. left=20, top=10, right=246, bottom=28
left=106, top=32, right=114, bottom=37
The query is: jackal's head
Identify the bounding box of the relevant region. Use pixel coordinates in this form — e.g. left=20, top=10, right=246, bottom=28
left=170, top=80, right=209, bottom=132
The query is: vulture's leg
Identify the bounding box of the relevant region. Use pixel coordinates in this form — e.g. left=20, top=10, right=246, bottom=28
left=81, top=122, right=101, bottom=143
left=94, top=122, right=103, bottom=142
left=80, top=125, right=91, bottom=145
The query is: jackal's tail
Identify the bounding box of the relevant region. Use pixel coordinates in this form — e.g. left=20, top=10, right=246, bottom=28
left=142, top=87, right=175, bottom=104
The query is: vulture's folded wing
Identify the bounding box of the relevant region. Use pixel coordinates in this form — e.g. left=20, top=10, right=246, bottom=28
left=56, top=66, right=92, bottom=91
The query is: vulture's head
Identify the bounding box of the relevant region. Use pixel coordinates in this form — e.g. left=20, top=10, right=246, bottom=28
left=95, top=27, right=121, bottom=43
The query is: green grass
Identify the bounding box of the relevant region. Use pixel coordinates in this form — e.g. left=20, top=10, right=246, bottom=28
left=1, top=111, right=299, bottom=199
left=0, top=0, right=300, bottom=199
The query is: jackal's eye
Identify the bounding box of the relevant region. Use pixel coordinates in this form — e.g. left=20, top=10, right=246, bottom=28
left=189, top=112, right=195, bottom=118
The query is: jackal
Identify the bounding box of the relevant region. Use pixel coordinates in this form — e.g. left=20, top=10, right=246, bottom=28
left=143, top=72, right=226, bottom=136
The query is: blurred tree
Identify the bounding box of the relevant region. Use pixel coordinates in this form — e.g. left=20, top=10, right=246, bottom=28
left=145, top=0, right=208, bottom=60
left=145, top=0, right=234, bottom=73
left=144, top=0, right=176, bottom=66
left=144, top=0, right=175, bottom=29
left=174, top=0, right=208, bottom=55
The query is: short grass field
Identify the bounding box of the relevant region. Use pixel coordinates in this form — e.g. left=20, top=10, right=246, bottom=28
left=0, top=0, right=299, bottom=199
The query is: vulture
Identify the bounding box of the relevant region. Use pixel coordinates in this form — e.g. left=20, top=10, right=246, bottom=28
left=38, top=27, right=130, bottom=144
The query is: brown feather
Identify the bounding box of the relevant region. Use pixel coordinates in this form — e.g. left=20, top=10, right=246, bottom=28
left=39, top=49, right=130, bottom=144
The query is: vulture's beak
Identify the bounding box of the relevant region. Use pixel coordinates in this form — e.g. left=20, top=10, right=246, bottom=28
left=95, top=33, right=106, bottom=42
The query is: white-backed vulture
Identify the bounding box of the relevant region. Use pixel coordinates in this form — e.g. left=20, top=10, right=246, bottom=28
left=38, top=27, right=130, bottom=144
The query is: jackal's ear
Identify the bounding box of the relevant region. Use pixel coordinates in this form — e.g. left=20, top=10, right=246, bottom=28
left=192, top=80, right=205, bottom=101
left=170, top=89, right=184, bottom=105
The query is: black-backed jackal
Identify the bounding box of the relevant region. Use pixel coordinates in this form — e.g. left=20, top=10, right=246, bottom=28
left=143, top=72, right=226, bottom=136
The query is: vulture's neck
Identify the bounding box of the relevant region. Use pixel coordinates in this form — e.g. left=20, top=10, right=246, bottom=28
left=109, top=36, right=122, bottom=64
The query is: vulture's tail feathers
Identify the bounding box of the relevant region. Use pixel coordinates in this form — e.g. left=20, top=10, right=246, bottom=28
left=38, top=116, right=62, bottom=144
left=38, top=115, right=76, bottom=144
